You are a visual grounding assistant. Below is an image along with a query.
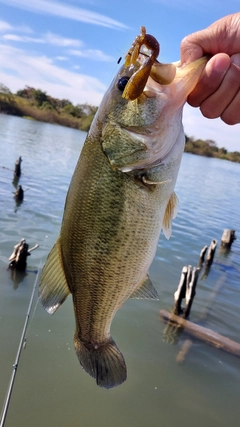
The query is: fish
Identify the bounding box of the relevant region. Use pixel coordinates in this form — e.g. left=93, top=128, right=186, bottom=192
left=39, top=27, right=207, bottom=389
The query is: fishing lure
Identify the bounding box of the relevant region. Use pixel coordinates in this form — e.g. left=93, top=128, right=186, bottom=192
left=122, top=26, right=160, bottom=100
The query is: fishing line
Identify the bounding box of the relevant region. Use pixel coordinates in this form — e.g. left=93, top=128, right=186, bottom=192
left=22, top=279, right=40, bottom=349
left=0, top=236, right=48, bottom=427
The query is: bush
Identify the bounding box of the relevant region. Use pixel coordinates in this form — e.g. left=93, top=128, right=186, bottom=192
left=40, top=101, right=55, bottom=111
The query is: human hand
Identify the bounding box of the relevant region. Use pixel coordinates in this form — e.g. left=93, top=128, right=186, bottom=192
left=180, top=13, right=240, bottom=125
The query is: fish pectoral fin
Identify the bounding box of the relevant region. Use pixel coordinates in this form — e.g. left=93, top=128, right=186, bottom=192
left=38, top=238, right=71, bottom=314
left=130, top=275, right=159, bottom=300
left=162, top=192, right=178, bottom=240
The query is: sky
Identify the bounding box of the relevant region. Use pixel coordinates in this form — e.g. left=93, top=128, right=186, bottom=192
left=0, top=0, right=240, bottom=151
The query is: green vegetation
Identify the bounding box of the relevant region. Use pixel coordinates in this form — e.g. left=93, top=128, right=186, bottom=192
left=185, top=135, right=240, bottom=163
left=1, top=83, right=240, bottom=163
left=0, top=83, right=98, bottom=132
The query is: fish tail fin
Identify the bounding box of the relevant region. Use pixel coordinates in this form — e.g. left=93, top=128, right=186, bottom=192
left=74, top=335, right=127, bottom=389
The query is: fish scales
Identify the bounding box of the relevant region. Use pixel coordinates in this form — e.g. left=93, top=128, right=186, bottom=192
left=39, top=27, right=207, bottom=388
left=62, top=134, right=164, bottom=334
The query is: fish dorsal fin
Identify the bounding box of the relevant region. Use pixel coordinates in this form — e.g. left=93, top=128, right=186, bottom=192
left=130, top=275, right=159, bottom=300
left=39, top=238, right=71, bottom=314
left=162, top=192, right=178, bottom=240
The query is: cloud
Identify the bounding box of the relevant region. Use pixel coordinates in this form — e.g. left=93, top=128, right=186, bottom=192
left=2, top=32, right=113, bottom=63
left=0, top=19, right=32, bottom=33
left=2, top=32, right=83, bottom=47
left=55, top=56, right=68, bottom=61
left=0, top=0, right=129, bottom=30
left=0, top=43, right=106, bottom=105
left=1, top=27, right=113, bottom=62
left=0, top=20, right=12, bottom=31
left=44, top=32, right=83, bottom=48
left=3, top=34, right=43, bottom=43
left=69, top=49, right=114, bottom=62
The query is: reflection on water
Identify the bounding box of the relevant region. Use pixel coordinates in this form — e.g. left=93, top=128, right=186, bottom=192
left=0, top=115, right=240, bottom=427
left=8, top=268, right=28, bottom=290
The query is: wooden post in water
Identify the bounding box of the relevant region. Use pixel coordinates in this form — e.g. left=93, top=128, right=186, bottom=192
left=163, top=237, right=227, bottom=362
left=162, top=233, right=239, bottom=363
left=199, top=245, right=208, bottom=268
left=173, top=265, right=200, bottom=318
left=163, top=265, right=200, bottom=345
left=160, top=310, right=240, bottom=359
left=173, top=266, right=188, bottom=315
left=8, top=239, right=39, bottom=271
left=221, top=229, right=236, bottom=248
left=14, top=156, right=22, bottom=178
left=205, top=239, right=218, bottom=268
left=14, top=185, right=24, bottom=202
left=175, top=274, right=226, bottom=363
left=183, top=266, right=200, bottom=319
left=200, top=239, right=218, bottom=279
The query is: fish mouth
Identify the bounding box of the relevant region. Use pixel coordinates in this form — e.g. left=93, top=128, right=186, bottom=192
left=119, top=57, right=208, bottom=171
left=172, top=57, right=208, bottom=91
left=150, top=61, right=177, bottom=85
left=123, top=58, right=208, bottom=136
left=146, top=56, right=208, bottom=99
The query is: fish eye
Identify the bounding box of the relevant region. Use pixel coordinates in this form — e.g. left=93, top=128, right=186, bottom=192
left=117, top=76, right=130, bottom=92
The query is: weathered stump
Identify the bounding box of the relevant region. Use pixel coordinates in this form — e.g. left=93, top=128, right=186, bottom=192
left=14, top=185, right=24, bottom=202
left=198, top=245, right=208, bottom=267
left=173, top=266, right=188, bottom=315
left=9, top=239, right=30, bottom=271
left=164, top=265, right=200, bottom=345
left=221, top=229, right=236, bottom=248
left=200, top=239, right=218, bottom=279
left=205, top=239, right=218, bottom=267
left=183, top=266, right=200, bottom=319
left=173, top=265, right=200, bottom=318
left=14, top=156, right=22, bottom=178
left=8, top=239, right=39, bottom=271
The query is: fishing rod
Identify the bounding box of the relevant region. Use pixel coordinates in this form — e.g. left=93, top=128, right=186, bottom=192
left=0, top=263, right=41, bottom=427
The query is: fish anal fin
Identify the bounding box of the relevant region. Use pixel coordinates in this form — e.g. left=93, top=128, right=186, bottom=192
left=131, top=275, right=159, bottom=300
left=39, top=238, right=70, bottom=314
left=162, top=192, right=178, bottom=240
left=74, top=336, right=127, bottom=389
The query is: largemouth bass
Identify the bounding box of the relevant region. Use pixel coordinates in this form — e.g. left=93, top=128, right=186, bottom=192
left=39, top=27, right=206, bottom=389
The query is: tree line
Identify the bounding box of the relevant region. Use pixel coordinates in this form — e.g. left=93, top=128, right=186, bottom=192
left=185, top=135, right=240, bottom=163
left=0, top=83, right=97, bottom=131
left=0, top=83, right=240, bottom=163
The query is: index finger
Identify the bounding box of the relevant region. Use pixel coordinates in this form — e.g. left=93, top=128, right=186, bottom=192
left=187, top=53, right=231, bottom=107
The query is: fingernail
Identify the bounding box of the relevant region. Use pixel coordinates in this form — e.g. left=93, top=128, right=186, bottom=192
left=231, top=53, right=240, bottom=68
left=211, top=54, right=230, bottom=74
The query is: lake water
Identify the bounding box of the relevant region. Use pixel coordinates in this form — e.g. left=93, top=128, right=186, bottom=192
left=0, top=115, right=240, bottom=427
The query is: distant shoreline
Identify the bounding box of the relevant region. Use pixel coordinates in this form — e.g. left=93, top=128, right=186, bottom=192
left=1, top=89, right=240, bottom=163
left=0, top=89, right=97, bottom=133
left=184, top=135, right=240, bottom=163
